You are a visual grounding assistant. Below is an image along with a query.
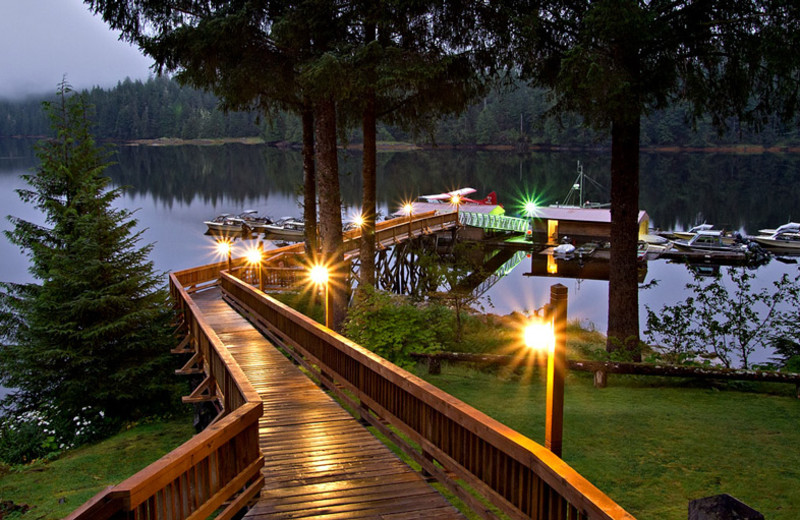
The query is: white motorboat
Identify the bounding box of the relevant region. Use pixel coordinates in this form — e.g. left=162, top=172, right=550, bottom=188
left=638, top=240, right=671, bottom=261
left=752, top=230, right=800, bottom=252
left=672, top=230, right=748, bottom=253
left=757, top=222, right=800, bottom=235
left=670, top=223, right=715, bottom=240
left=669, top=224, right=739, bottom=245
left=553, top=242, right=576, bottom=257
left=261, top=217, right=305, bottom=241
left=205, top=210, right=272, bottom=234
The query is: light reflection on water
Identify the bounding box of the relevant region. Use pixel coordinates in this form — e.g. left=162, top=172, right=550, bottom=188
left=1, top=140, right=798, bottom=367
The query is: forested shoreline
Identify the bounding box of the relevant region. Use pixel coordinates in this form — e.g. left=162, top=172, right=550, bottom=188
left=2, top=76, right=798, bottom=148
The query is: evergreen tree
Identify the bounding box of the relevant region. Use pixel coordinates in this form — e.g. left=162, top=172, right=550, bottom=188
left=0, top=82, right=180, bottom=433
left=497, top=0, right=800, bottom=358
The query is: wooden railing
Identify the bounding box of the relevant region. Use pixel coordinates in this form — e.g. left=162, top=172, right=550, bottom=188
left=220, top=271, right=635, bottom=520
left=66, top=269, right=264, bottom=520
left=67, top=210, right=624, bottom=520
left=226, top=211, right=459, bottom=290
left=344, top=210, right=457, bottom=254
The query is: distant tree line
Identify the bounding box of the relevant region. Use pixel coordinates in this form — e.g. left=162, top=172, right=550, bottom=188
left=0, top=76, right=263, bottom=140
left=2, top=76, right=798, bottom=147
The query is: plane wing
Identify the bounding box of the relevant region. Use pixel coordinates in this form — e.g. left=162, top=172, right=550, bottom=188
left=419, top=187, right=477, bottom=202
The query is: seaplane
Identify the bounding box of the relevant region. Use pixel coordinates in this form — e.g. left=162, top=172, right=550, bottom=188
left=419, top=187, right=498, bottom=205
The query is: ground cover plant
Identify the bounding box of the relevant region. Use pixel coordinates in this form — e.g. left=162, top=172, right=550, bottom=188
left=419, top=363, right=799, bottom=520
left=0, top=415, right=193, bottom=519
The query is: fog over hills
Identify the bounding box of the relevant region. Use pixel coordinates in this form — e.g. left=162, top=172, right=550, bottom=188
left=0, top=0, right=152, bottom=100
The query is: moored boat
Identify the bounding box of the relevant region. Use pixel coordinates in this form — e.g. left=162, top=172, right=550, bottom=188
left=261, top=217, right=305, bottom=241
left=757, top=222, right=800, bottom=236
left=549, top=161, right=610, bottom=209
left=205, top=210, right=272, bottom=234
left=668, top=224, right=739, bottom=245
left=752, top=230, right=800, bottom=252
left=672, top=230, right=747, bottom=253
left=638, top=240, right=671, bottom=261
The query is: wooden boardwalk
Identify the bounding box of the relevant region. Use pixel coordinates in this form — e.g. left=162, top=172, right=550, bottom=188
left=192, top=288, right=464, bottom=520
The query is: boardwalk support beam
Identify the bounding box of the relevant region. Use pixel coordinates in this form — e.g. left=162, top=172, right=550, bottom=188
left=182, top=374, right=217, bottom=404
left=175, top=350, right=204, bottom=375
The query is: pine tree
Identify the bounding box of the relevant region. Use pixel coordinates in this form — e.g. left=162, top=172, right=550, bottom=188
left=0, top=82, right=180, bottom=432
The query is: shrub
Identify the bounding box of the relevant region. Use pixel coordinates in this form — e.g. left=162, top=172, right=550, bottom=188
left=343, top=287, right=453, bottom=368
left=0, top=405, right=111, bottom=465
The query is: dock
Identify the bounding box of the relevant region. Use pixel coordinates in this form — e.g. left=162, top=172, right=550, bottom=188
left=191, top=287, right=464, bottom=520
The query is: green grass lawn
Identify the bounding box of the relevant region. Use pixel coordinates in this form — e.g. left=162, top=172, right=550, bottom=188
left=0, top=416, right=194, bottom=519
left=419, top=363, right=800, bottom=520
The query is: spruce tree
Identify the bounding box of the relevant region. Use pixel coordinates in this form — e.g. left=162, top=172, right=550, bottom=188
left=0, top=82, right=179, bottom=432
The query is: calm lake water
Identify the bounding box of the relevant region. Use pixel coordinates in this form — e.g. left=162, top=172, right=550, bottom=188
left=1, top=138, right=799, bottom=366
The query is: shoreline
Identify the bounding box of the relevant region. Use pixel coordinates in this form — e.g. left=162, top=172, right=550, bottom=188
left=4, top=134, right=800, bottom=154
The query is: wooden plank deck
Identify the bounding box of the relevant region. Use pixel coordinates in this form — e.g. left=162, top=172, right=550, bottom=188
left=191, top=288, right=464, bottom=520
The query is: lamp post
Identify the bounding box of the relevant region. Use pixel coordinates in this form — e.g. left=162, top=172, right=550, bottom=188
left=216, top=239, right=232, bottom=271
left=524, top=200, right=537, bottom=242
left=353, top=213, right=365, bottom=232
left=403, top=203, right=414, bottom=240
left=246, top=247, right=264, bottom=291
left=450, top=194, right=462, bottom=226
left=524, top=283, right=568, bottom=457
left=309, top=264, right=331, bottom=328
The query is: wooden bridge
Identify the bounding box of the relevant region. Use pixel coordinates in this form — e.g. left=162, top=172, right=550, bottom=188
left=67, top=212, right=634, bottom=520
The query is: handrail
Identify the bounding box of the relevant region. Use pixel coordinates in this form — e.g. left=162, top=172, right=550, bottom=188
left=344, top=211, right=458, bottom=254
left=460, top=211, right=528, bottom=232
left=220, top=272, right=635, bottom=520
left=68, top=210, right=627, bottom=520
left=67, top=273, right=264, bottom=520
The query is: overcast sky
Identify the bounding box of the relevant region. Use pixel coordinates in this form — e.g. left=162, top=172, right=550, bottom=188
left=0, top=0, right=154, bottom=99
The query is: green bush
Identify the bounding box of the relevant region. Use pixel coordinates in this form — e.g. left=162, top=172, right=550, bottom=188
left=343, top=287, right=453, bottom=368
left=0, top=405, right=115, bottom=465
left=0, top=417, right=55, bottom=465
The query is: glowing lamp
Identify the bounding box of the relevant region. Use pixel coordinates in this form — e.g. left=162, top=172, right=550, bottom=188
left=245, top=248, right=263, bottom=265
left=309, top=264, right=329, bottom=286
left=524, top=318, right=555, bottom=353
left=216, top=240, right=232, bottom=257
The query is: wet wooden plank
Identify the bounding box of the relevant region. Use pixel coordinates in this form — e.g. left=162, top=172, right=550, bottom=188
left=191, top=288, right=464, bottom=520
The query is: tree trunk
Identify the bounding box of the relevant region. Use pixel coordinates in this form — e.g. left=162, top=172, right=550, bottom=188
left=314, top=96, right=347, bottom=331
left=358, top=20, right=378, bottom=290
left=606, top=116, right=641, bottom=360
left=302, top=102, right=317, bottom=258
left=360, top=90, right=377, bottom=288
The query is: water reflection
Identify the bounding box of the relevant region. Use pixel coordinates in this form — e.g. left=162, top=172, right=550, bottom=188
left=522, top=249, right=648, bottom=283
left=1, top=138, right=798, bottom=363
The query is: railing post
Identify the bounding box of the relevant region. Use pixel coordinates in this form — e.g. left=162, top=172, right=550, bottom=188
left=546, top=284, right=568, bottom=458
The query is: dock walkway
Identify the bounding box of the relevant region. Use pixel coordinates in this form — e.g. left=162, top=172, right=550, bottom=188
left=191, top=287, right=464, bottom=519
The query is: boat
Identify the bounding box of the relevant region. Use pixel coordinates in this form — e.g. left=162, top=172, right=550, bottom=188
left=553, top=242, right=576, bottom=257
left=549, top=161, right=610, bottom=209
left=261, top=217, right=305, bottom=240
left=574, top=242, right=598, bottom=258
left=638, top=241, right=671, bottom=261
left=204, top=213, right=237, bottom=233
left=752, top=230, right=800, bottom=252
left=672, top=230, right=748, bottom=253
left=668, top=224, right=738, bottom=244
left=204, top=210, right=272, bottom=234
left=757, top=222, right=800, bottom=236
left=670, top=223, right=715, bottom=240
